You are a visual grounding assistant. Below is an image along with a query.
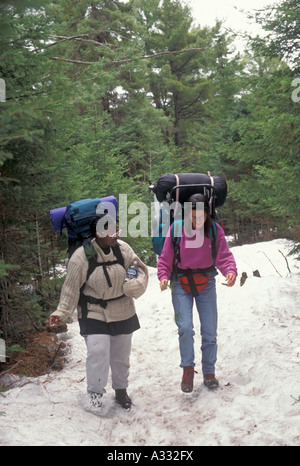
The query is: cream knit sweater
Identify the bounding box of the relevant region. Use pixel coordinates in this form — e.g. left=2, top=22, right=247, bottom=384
left=51, top=239, right=148, bottom=323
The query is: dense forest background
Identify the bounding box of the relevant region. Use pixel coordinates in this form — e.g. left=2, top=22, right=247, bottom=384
left=0, top=0, right=299, bottom=343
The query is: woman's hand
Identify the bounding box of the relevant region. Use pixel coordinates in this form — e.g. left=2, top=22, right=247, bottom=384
left=49, top=315, right=62, bottom=326
left=225, top=273, right=236, bottom=287
left=160, top=279, right=168, bottom=291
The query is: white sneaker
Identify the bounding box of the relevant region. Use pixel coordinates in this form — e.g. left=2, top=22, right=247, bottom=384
left=89, top=392, right=103, bottom=410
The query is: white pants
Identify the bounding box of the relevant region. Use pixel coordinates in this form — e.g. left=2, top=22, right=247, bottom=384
left=84, top=333, right=133, bottom=395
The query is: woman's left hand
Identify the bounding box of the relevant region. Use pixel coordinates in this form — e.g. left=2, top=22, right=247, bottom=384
left=225, top=273, right=236, bottom=287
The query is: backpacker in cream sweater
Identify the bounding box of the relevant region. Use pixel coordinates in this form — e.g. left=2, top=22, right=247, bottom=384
left=51, top=239, right=148, bottom=324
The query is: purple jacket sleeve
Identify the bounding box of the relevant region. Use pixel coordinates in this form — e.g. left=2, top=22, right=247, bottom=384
left=157, top=226, right=175, bottom=282
left=214, top=224, right=238, bottom=277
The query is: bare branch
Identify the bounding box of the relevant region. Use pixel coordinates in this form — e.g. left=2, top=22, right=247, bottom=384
left=49, top=57, right=95, bottom=65
left=278, top=249, right=291, bottom=274
left=33, top=32, right=118, bottom=52
left=110, top=48, right=206, bottom=65
left=32, top=34, right=92, bottom=52
left=258, top=251, right=282, bottom=277
left=49, top=47, right=207, bottom=66
left=53, top=35, right=116, bottom=49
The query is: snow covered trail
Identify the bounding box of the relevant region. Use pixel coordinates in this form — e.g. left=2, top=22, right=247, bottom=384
left=1, top=239, right=300, bottom=446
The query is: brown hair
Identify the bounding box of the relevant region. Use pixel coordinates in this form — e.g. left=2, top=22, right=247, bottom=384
left=187, top=193, right=212, bottom=237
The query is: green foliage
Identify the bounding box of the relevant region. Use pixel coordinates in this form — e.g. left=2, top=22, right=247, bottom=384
left=218, top=54, right=300, bottom=241
left=249, top=0, right=300, bottom=71
left=6, top=344, right=27, bottom=356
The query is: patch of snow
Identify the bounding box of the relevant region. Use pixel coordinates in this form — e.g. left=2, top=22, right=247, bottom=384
left=1, top=239, right=299, bottom=446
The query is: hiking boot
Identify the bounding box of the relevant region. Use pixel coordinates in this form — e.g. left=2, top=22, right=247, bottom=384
left=203, top=373, right=219, bottom=390
left=181, top=366, right=198, bottom=393
left=115, top=389, right=132, bottom=411
left=89, top=392, right=103, bottom=410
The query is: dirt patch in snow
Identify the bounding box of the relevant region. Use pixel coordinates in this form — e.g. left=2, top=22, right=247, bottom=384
left=0, top=328, right=68, bottom=381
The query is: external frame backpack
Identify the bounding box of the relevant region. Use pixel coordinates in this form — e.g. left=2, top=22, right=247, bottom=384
left=151, top=172, right=226, bottom=296
left=151, top=172, right=225, bottom=257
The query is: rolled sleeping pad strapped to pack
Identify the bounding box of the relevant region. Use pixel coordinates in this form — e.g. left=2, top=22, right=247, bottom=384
left=49, top=206, right=67, bottom=234
left=64, top=196, right=118, bottom=239
left=153, top=173, right=227, bottom=207
left=49, top=195, right=118, bottom=239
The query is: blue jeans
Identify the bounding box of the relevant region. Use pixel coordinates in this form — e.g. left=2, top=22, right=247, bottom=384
left=171, top=278, right=218, bottom=374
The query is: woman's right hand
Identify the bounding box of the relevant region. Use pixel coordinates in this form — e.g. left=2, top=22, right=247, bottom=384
left=49, top=315, right=62, bottom=326
left=160, top=279, right=168, bottom=291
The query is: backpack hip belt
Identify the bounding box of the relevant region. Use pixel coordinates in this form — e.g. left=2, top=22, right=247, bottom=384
left=79, top=292, right=126, bottom=311
left=175, top=265, right=217, bottom=277
left=79, top=240, right=126, bottom=318
left=174, top=265, right=217, bottom=297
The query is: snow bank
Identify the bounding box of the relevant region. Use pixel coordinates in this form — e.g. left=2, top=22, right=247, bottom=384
left=1, top=239, right=299, bottom=446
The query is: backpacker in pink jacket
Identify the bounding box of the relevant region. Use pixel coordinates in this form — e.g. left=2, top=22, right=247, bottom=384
left=157, top=221, right=237, bottom=282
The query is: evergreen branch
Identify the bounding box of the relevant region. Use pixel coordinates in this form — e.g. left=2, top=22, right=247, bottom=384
left=49, top=47, right=206, bottom=66
left=0, top=133, right=34, bottom=142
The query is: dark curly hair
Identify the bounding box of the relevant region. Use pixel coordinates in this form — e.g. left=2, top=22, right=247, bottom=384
left=90, top=214, right=116, bottom=238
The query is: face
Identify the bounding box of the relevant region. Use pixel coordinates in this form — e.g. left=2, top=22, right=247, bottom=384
left=191, top=210, right=207, bottom=229
left=95, top=220, right=121, bottom=248
left=96, top=233, right=119, bottom=248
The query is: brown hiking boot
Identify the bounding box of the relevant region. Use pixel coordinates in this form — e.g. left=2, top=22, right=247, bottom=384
left=181, top=366, right=198, bottom=393
left=203, top=373, right=219, bottom=389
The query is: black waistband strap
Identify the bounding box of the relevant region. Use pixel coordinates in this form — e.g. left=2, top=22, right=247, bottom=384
left=185, top=269, right=199, bottom=297
left=175, top=264, right=217, bottom=277
left=81, top=293, right=125, bottom=310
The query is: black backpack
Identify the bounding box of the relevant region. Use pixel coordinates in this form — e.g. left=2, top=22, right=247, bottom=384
left=151, top=172, right=227, bottom=296
left=151, top=172, right=226, bottom=259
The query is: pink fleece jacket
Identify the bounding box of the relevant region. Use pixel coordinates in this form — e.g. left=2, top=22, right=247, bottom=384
left=157, top=222, right=237, bottom=281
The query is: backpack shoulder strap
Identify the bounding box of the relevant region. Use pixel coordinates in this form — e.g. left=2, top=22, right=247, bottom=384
left=111, top=242, right=125, bottom=269
left=171, top=219, right=183, bottom=245
left=81, top=240, right=125, bottom=287
left=82, top=239, right=98, bottom=283
left=209, top=220, right=218, bottom=263
left=171, top=219, right=183, bottom=279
